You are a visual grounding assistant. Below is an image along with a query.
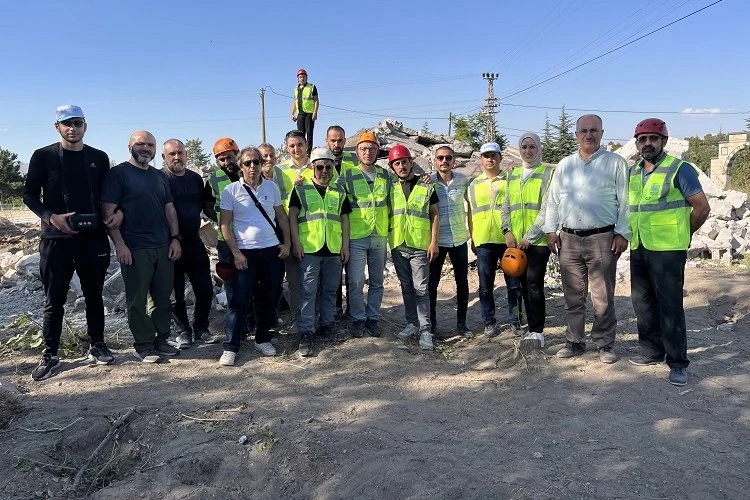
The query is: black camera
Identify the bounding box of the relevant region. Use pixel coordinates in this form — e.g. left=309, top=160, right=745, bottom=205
left=68, top=213, right=99, bottom=231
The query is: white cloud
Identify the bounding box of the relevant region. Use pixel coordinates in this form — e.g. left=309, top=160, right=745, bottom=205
left=681, top=107, right=723, bottom=114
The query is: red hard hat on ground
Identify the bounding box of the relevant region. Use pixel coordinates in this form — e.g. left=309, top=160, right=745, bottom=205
left=215, top=262, right=235, bottom=282
left=502, top=248, right=527, bottom=278
left=388, top=144, right=412, bottom=164
left=634, top=118, right=668, bottom=139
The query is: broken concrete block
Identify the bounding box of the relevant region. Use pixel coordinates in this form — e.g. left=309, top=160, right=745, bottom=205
left=708, top=198, right=733, bottom=220
left=724, top=190, right=748, bottom=209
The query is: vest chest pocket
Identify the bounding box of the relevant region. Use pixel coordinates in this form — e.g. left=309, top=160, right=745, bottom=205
left=306, top=197, right=323, bottom=213
left=354, top=182, right=370, bottom=198
left=650, top=211, right=678, bottom=227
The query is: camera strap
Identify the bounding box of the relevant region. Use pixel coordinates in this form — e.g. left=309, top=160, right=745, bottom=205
left=57, top=143, right=97, bottom=213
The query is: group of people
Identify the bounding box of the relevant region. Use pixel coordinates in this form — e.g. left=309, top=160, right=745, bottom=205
left=23, top=102, right=709, bottom=387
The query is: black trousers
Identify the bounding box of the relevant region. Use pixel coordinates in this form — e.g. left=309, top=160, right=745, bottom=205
left=519, top=245, right=552, bottom=333
left=296, top=112, right=315, bottom=154
left=39, top=235, right=110, bottom=355
left=428, top=243, right=469, bottom=327
left=630, top=247, right=689, bottom=368
left=172, top=240, right=213, bottom=334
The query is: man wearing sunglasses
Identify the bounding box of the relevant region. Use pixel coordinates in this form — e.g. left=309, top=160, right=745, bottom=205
left=428, top=146, right=471, bottom=338
left=628, top=118, right=709, bottom=386
left=288, top=148, right=351, bottom=356
left=24, top=105, right=119, bottom=380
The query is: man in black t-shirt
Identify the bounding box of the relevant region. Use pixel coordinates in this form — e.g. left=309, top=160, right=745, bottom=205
left=101, top=131, right=183, bottom=363
left=288, top=148, right=351, bottom=357
left=161, top=139, right=218, bottom=349
left=23, top=105, right=121, bottom=381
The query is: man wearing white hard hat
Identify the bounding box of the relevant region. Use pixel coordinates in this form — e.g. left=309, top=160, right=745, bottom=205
left=288, top=147, right=351, bottom=356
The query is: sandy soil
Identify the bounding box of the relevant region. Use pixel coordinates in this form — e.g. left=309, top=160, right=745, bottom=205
left=0, top=261, right=748, bottom=499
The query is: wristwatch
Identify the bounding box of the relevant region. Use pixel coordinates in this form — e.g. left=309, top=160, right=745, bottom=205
left=171, top=234, right=182, bottom=242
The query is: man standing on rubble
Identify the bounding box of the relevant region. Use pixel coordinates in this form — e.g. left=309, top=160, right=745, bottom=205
left=628, top=118, right=709, bottom=386
left=290, top=68, right=319, bottom=155
left=24, top=105, right=118, bottom=380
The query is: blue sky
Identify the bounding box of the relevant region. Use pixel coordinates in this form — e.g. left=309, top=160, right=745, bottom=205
left=1, top=0, right=748, bottom=165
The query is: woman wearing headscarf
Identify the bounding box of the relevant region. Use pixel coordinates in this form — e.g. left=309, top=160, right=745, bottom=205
left=501, top=132, right=554, bottom=352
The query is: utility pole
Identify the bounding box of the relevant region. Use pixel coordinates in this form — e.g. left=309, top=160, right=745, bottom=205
left=448, top=112, right=453, bottom=136
left=482, top=73, right=499, bottom=142
left=259, top=88, right=267, bottom=143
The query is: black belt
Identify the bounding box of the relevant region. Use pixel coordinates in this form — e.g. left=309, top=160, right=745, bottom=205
left=561, top=225, right=615, bottom=237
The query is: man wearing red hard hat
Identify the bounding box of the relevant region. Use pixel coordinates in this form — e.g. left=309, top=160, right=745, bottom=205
left=290, top=68, right=319, bottom=156
left=628, top=118, right=709, bottom=386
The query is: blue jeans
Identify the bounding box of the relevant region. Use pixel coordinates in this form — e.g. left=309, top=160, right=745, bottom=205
left=223, top=246, right=283, bottom=352
left=392, top=246, right=431, bottom=330
left=298, top=254, right=343, bottom=335
left=347, top=235, right=387, bottom=322
left=476, top=243, right=522, bottom=326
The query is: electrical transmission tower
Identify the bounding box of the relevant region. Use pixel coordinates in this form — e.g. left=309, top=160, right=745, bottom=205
left=482, top=72, right=499, bottom=142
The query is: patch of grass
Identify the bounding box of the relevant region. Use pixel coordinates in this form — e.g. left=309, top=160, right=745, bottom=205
left=1, top=313, right=87, bottom=357
left=256, top=426, right=277, bottom=452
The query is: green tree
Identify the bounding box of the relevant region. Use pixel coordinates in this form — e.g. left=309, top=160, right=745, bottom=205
left=185, top=138, right=211, bottom=174
left=552, top=106, right=577, bottom=160
left=541, top=114, right=557, bottom=163
left=420, top=121, right=431, bottom=134
left=608, top=141, right=623, bottom=151
left=729, top=146, right=750, bottom=192
left=684, top=132, right=728, bottom=174
left=0, top=147, right=24, bottom=203
left=453, top=112, right=508, bottom=151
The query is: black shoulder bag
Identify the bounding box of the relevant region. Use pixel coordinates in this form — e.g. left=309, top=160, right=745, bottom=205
left=242, top=184, right=284, bottom=244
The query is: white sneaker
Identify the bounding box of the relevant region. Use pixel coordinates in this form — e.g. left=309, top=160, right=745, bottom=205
left=219, top=351, right=236, bottom=366
left=396, top=323, right=418, bottom=340
left=419, top=330, right=434, bottom=350
left=521, top=331, right=545, bottom=353
left=255, top=342, right=276, bottom=356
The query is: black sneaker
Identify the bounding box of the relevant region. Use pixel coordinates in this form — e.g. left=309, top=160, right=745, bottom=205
left=365, top=319, right=381, bottom=337
left=556, top=341, right=586, bottom=358
left=456, top=322, right=472, bottom=336
left=154, top=340, right=180, bottom=357
left=172, top=332, right=193, bottom=349
left=132, top=350, right=161, bottom=363
left=298, top=334, right=313, bottom=357
left=194, top=330, right=221, bottom=344
left=89, top=343, right=115, bottom=365
left=319, top=325, right=336, bottom=342
left=484, top=323, right=499, bottom=338
left=31, top=353, right=61, bottom=381
left=668, top=367, right=688, bottom=386
left=350, top=321, right=365, bottom=338
left=509, top=322, right=522, bottom=336
left=629, top=353, right=664, bottom=366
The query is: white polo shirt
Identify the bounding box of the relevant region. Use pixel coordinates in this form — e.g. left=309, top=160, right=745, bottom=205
left=220, top=177, right=282, bottom=250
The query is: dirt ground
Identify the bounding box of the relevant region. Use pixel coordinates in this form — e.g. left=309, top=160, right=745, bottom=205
left=0, top=253, right=748, bottom=498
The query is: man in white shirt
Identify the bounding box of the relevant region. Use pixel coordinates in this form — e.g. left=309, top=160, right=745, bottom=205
left=544, top=114, right=630, bottom=364
left=218, top=146, right=291, bottom=366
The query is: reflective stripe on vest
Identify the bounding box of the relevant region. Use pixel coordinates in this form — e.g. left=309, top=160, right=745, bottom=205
left=628, top=154, right=691, bottom=251
left=294, top=84, right=316, bottom=114
left=507, top=165, right=552, bottom=246
left=341, top=167, right=389, bottom=239
left=467, top=175, right=506, bottom=245
left=295, top=183, right=345, bottom=253
left=208, top=170, right=231, bottom=241
left=272, top=166, right=294, bottom=208
left=389, top=180, right=433, bottom=250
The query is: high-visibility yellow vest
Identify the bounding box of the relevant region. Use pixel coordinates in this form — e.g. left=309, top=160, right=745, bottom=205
left=467, top=173, right=507, bottom=246
left=208, top=169, right=232, bottom=241
left=507, top=165, right=553, bottom=246
left=276, top=160, right=307, bottom=210
left=339, top=167, right=390, bottom=239
left=629, top=154, right=692, bottom=251
left=293, top=84, right=316, bottom=114
left=294, top=182, right=345, bottom=253
left=389, top=179, right=434, bottom=250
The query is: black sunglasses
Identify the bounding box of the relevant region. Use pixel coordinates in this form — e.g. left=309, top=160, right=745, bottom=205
left=59, top=119, right=85, bottom=128
left=436, top=155, right=453, bottom=161
left=242, top=159, right=261, bottom=166
left=315, top=164, right=333, bottom=171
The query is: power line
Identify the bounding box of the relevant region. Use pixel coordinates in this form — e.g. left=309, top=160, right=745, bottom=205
left=499, top=102, right=750, bottom=115
left=499, top=0, right=724, bottom=101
